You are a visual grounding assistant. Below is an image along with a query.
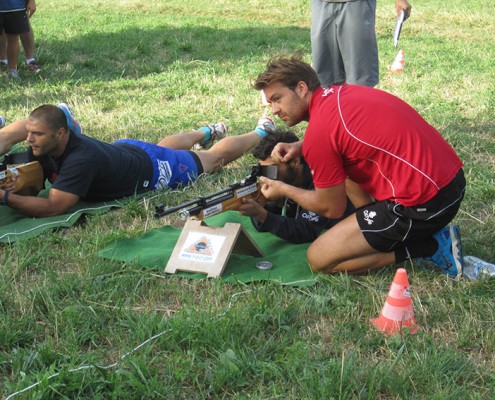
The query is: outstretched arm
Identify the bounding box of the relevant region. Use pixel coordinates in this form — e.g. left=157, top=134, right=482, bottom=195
left=0, top=119, right=29, bottom=155
left=260, top=176, right=348, bottom=220
left=0, top=188, right=80, bottom=217
left=252, top=207, right=335, bottom=244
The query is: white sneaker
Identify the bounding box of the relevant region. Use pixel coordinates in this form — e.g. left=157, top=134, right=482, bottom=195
left=7, top=69, right=20, bottom=80
left=195, top=122, right=227, bottom=150
left=26, top=60, right=41, bottom=73
left=255, top=115, right=276, bottom=136
left=57, top=103, right=83, bottom=136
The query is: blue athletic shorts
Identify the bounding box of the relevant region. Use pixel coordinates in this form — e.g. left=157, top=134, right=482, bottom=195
left=114, top=139, right=203, bottom=190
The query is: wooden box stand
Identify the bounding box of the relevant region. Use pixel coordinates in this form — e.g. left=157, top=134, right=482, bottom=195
left=165, top=219, right=264, bottom=278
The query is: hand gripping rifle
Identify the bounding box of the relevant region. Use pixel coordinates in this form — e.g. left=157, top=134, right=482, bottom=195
left=0, top=152, right=44, bottom=193
left=154, top=164, right=278, bottom=220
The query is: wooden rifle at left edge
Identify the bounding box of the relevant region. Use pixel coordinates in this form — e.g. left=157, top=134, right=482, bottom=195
left=0, top=152, right=44, bottom=193
left=154, top=164, right=278, bottom=220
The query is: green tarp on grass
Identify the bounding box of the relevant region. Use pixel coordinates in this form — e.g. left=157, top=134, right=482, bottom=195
left=0, top=190, right=122, bottom=244
left=0, top=151, right=124, bottom=244
left=98, top=211, right=317, bottom=286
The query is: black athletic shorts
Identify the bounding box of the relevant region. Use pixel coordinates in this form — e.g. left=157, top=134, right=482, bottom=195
left=0, top=11, right=30, bottom=35
left=356, top=169, right=466, bottom=253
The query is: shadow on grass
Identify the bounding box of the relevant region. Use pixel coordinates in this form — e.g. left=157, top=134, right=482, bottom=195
left=13, top=25, right=309, bottom=83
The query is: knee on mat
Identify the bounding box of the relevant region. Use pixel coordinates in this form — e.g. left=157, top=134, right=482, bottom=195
left=307, top=248, right=337, bottom=274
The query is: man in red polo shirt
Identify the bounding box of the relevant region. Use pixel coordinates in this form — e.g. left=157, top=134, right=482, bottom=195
left=253, top=54, right=465, bottom=278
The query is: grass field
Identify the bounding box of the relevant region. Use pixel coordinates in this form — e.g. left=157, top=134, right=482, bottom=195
left=1, top=0, right=494, bottom=398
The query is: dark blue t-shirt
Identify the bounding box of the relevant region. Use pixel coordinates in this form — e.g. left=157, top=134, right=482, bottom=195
left=29, top=133, right=154, bottom=201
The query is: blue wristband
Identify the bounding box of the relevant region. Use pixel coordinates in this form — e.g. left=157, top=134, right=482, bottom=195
left=199, top=126, right=212, bottom=143
left=254, top=128, right=267, bottom=138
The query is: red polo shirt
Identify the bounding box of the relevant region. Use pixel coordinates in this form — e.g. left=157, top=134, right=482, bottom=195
left=303, top=85, right=463, bottom=206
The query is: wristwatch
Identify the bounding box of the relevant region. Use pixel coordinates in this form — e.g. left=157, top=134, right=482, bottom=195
left=0, top=190, right=9, bottom=205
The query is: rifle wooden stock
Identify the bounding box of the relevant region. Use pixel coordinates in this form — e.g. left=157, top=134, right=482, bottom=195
left=0, top=161, right=44, bottom=193
left=187, top=182, right=262, bottom=220
left=154, top=164, right=277, bottom=221
left=155, top=181, right=262, bottom=220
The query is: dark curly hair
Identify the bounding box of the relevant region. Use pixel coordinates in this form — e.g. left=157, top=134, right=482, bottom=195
left=251, top=129, right=300, bottom=161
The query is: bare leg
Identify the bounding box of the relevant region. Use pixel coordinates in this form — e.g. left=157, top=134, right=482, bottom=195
left=6, top=34, right=20, bottom=71
left=20, top=23, right=35, bottom=60
left=0, top=33, right=6, bottom=60
left=195, top=131, right=261, bottom=173
left=156, top=130, right=205, bottom=150
left=307, top=213, right=396, bottom=275
left=0, top=119, right=29, bottom=155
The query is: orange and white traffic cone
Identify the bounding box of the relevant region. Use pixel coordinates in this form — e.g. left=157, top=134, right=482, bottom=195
left=370, top=268, right=418, bottom=335
left=390, top=49, right=405, bottom=73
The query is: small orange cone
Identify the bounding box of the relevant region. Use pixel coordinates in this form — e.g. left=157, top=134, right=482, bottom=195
left=390, top=49, right=405, bottom=73
left=370, top=268, right=418, bottom=335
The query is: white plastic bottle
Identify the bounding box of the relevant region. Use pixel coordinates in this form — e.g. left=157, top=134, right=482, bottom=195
left=462, top=256, right=495, bottom=281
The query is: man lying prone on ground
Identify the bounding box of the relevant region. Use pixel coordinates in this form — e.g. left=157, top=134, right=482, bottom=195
left=0, top=104, right=274, bottom=217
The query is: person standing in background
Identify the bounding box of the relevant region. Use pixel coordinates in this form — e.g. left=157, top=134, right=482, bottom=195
left=311, top=0, right=412, bottom=88
left=0, top=0, right=39, bottom=78
left=0, top=21, right=41, bottom=73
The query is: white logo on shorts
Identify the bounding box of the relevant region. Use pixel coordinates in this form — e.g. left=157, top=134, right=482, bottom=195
left=363, top=210, right=377, bottom=225
left=155, top=160, right=172, bottom=190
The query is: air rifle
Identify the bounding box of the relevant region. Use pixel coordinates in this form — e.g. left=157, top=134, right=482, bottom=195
left=154, top=164, right=278, bottom=220
left=0, top=152, right=44, bottom=193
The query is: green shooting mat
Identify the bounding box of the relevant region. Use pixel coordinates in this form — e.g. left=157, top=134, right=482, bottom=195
left=0, top=190, right=122, bottom=244
left=97, top=211, right=318, bottom=287
left=0, top=148, right=124, bottom=244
